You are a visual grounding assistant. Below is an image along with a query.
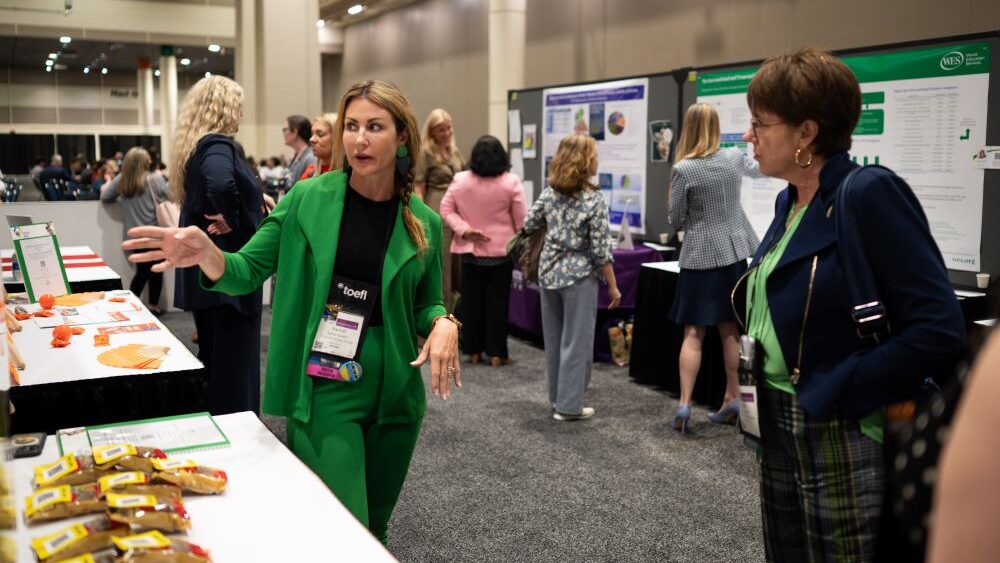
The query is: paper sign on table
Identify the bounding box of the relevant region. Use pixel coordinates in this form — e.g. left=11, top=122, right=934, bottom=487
left=10, top=223, right=70, bottom=302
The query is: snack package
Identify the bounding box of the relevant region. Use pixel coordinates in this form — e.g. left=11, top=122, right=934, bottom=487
left=106, top=493, right=191, bottom=532
left=92, top=445, right=167, bottom=473
left=25, top=484, right=106, bottom=524
left=30, top=515, right=130, bottom=562
left=48, top=552, right=117, bottom=563
left=151, top=460, right=227, bottom=495
left=34, top=455, right=113, bottom=489
left=113, top=532, right=211, bottom=563
left=98, top=474, right=182, bottom=503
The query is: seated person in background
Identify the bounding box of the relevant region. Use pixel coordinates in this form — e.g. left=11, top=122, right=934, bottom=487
left=29, top=158, right=45, bottom=184
left=39, top=154, right=72, bottom=186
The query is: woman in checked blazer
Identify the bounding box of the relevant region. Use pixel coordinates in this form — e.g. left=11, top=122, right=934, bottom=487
left=667, top=102, right=762, bottom=432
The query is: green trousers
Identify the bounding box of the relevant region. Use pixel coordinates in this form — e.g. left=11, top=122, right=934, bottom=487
left=287, top=326, right=423, bottom=545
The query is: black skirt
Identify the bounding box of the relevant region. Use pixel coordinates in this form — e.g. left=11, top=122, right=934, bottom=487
left=669, top=260, right=747, bottom=326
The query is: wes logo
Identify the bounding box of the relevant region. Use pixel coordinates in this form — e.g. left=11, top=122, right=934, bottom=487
left=939, top=51, right=965, bottom=71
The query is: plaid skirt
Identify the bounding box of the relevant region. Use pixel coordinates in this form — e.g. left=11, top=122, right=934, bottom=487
left=757, top=387, right=885, bottom=563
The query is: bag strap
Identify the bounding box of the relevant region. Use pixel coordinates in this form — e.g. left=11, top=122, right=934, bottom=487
left=834, top=166, right=890, bottom=344
left=145, top=175, right=161, bottom=205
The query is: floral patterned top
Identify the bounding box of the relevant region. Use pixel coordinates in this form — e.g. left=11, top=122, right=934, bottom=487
left=523, top=186, right=613, bottom=290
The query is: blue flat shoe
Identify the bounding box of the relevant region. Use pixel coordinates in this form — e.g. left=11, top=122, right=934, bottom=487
left=673, top=404, right=691, bottom=434
left=708, top=400, right=740, bottom=425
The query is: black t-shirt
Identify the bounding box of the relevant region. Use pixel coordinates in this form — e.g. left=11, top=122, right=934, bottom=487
left=331, top=184, right=399, bottom=326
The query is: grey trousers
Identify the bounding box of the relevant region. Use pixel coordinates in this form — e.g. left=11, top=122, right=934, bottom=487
left=540, top=276, right=598, bottom=415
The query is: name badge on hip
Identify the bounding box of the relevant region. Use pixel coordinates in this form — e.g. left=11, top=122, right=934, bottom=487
left=737, top=334, right=761, bottom=439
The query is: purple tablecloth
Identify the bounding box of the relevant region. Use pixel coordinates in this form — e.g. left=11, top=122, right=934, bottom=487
left=508, top=245, right=662, bottom=360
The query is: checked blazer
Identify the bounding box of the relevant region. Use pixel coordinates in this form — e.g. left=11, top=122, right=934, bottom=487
left=668, top=147, right=762, bottom=270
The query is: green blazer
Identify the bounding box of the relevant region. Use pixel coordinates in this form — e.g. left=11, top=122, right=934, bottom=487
left=207, top=170, right=446, bottom=425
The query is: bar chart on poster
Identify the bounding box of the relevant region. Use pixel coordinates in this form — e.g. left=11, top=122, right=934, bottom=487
left=697, top=42, right=991, bottom=272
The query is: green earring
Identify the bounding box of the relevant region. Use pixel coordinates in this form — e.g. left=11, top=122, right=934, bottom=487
left=396, top=145, right=409, bottom=158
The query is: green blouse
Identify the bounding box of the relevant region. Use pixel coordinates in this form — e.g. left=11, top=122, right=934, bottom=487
left=746, top=203, right=883, bottom=444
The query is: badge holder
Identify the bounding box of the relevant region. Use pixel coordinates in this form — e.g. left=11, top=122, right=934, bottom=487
left=306, top=276, right=379, bottom=383
left=737, top=334, right=761, bottom=441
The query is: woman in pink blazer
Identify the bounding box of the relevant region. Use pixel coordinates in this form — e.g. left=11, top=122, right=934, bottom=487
left=441, top=135, right=527, bottom=367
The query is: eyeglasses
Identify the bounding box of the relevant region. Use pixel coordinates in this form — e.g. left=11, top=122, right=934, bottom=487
left=749, top=118, right=783, bottom=137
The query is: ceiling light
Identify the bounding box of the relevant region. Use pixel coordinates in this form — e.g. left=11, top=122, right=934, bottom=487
left=180, top=58, right=191, bottom=66
left=46, top=67, right=52, bottom=72
left=60, top=36, right=71, bottom=44
left=154, top=69, right=161, bottom=77
left=347, top=4, right=363, bottom=15
left=316, top=19, right=326, bottom=28
left=101, top=68, right=108, bottom=75
left=204, top=71, right=211, bottom=78
left=208, top=44, right=221, bottom=53
left=48, top=53, right=58, bottom=59
left=46, top=59, right=54, bottom=66
left=83, top=67, right=90, bottom=74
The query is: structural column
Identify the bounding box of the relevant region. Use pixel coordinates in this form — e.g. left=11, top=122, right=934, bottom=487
left=137, top=57, right=154, bottom=133
left=159, top=46, right=179, bottom=168
left=488, top=0, right=526, bottom=146
left=235, top=0, right=321, bottom=160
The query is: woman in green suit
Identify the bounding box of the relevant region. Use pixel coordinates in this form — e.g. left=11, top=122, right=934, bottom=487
left=124, top=80, right=461, bottom=545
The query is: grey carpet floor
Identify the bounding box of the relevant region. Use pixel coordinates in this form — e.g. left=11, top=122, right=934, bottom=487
left=161, top=309, right=765, bottom=562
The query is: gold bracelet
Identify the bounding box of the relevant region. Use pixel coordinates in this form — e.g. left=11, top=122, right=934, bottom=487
left=432, top=313, right=462, bottom=332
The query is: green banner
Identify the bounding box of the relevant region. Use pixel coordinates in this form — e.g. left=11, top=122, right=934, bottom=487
left=698, top=41, right=991, bottom=96
left=697, top=69, right=757, bottom=96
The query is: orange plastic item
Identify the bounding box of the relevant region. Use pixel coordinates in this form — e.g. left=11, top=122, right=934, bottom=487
left=38, top=294, right=55, bottom=309
left=94, top=334, right=110, bottom=347
left=51, top=338, right=71, bottom=348
left=14, top=313, right=30, bottom=321
left=109, top=297, right=127, bottom=303
left=52, top=325, right=73, bottom=341
left=70, top=326, right=85, bottom=335
left=32, top=310, right=55, bottom=318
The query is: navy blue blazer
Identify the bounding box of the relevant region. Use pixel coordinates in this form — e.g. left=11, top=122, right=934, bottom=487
left=735, top=152, right=966, bottom=420
left=174, top=134, right=264, bottom=316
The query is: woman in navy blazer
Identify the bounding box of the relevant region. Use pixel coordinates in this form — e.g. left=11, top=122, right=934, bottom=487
left=734, top=49, right=965, bottom=561
left=170, top=76, right=264, bottom=416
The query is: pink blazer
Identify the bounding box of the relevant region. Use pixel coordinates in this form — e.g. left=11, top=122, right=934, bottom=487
left=440, top=171, right=527, bottom=257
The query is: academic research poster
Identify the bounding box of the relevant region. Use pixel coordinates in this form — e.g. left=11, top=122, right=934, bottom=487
left=697, top=42, right=991, bottom=272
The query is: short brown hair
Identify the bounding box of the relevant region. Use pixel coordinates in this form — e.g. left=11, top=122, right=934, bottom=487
left=747, top=48, right=861, bottom=157
left=548, top=134, right=596, bottom=195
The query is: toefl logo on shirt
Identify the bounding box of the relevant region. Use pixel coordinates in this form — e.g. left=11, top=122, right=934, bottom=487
left=336, top=282, right=368, bottom=301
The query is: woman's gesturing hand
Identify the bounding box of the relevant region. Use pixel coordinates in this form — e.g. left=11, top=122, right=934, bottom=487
left=122, top=225, right=222, bottom=276
left=410, top=317, right=461, bottom=400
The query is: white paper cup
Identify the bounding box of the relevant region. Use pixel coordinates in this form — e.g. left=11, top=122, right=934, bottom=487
left=676, top=230, right=685, bottom=243
left=658, top=233, right=669, bottom=244
left=976, top=273, right=990, bottom=289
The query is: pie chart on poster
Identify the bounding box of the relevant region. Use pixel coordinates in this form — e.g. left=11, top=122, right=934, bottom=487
left=608, top=112, right=626, bottom=135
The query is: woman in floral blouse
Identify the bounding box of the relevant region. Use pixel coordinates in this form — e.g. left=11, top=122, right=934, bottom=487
left=523, top=134, right=621, bottom=421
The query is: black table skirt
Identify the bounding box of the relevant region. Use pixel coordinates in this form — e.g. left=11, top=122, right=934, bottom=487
left=628, top=265, right=727, bottom=408
left=5, top=277, right=124, bottom=295
left=10, top=368, right=207, bottom=434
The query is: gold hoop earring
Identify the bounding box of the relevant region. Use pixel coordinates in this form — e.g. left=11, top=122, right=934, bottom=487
left=795, top=148, right=813, bottom=168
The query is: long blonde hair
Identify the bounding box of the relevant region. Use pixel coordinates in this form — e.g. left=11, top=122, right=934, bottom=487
left=420, top=108, right=459, bottom=163
left=169, top=76, right=243, bottom=203
left=675, top=103, right=721, bottom=162
left=311, top=112, right=339, bottom=177
left=548, top=134, right=597, bottom=196
left=332, top=80, right=427, bottom=254
left=118, top=147, right=152, bottom=198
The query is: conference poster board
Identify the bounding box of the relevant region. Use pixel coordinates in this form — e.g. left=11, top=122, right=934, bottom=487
left=542, top=78, right=650, bottom=234
left=697, top=41, right=991, bottom=272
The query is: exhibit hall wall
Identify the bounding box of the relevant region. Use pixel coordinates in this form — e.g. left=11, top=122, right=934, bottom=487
left=335, top=0, right=1000, bottom=157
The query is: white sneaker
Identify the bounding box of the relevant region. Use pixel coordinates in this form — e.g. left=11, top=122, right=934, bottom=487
left=553, top=407, right=595, bottom=421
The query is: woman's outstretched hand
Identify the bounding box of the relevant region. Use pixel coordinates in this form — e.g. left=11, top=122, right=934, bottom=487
left=122, top=225, right=224, bottom=278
